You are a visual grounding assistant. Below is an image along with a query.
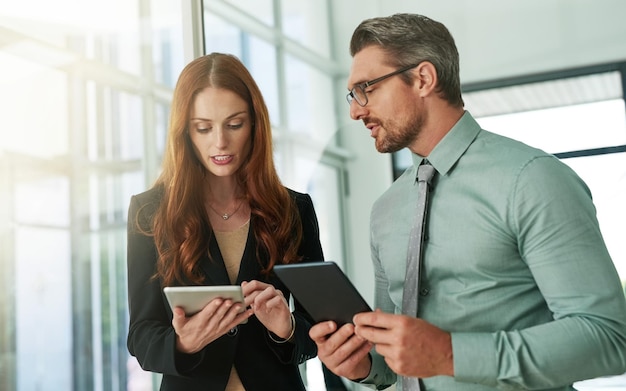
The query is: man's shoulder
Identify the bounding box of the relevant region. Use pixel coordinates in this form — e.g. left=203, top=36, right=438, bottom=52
left=474, top=129, right=551, bottom=162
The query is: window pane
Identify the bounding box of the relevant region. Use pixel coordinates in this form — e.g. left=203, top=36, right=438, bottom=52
left=477, top=99, right=626, bottom=154
left=203, top=12, right=243, bottom=58
left=307, top=164, right=344, bottom=267
left=1, top=1, right=184, bottom=390
left=224, top=0, right=274, bottom=26
left=16, top=226, right=72, bottom=390
left=15, top=175, right=69, bottom=227
left=0, top=60, right=68, bottom=158
left=285, top=55, right=337, bottom=144
left=151, top=0, right=185, bottom=87
left=65, top=6, right=143, bottom=75
left=155, top=102, right=169, bottom=156
left=281, top=0, right=330, bottom=57
left=87, top=86, right=145, bottom=161
left=245, top=37, right=280, bottom=126
left=282, top=153, right=345, bottom=267
left=116, top=92, right=145, bottom=160
left=464, top=71, right=623, bottom=118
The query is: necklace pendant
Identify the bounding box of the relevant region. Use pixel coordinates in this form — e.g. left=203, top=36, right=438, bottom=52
left=222, top=213, right=229, bottom=220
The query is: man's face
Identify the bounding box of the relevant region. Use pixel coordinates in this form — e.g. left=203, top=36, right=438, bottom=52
left=347, top=46, right=424, bottom=153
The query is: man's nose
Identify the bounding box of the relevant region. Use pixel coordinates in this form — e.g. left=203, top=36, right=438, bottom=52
left=349, top=100, right=368, bottom=121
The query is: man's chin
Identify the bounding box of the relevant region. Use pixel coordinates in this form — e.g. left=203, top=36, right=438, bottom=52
left=374, top=141, right=388, bottom=154
left=375, top=140, right=401, bottom=154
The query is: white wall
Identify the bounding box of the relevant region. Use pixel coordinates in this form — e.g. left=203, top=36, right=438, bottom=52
left=377, top=0, right=626, bottom=83
left=333, top=0, right=626, bottom=306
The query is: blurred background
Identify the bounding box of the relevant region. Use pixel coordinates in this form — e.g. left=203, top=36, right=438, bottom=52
left=1, top=0, right=625, bottom=390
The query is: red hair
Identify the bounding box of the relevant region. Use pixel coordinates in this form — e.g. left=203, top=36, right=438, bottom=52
left=141, top=53, right=302, bottom=286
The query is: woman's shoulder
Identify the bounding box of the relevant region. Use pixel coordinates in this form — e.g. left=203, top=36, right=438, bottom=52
left=128, top=185, right=165, bottom=227
left=132, top=185, right=165, bottom=205
left=286, top=188, right=313, bottom=207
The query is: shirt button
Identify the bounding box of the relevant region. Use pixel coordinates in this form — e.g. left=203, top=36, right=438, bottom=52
left=227, top=326, right=239, bottom=336
left=420, top=287, right=430, bottom=296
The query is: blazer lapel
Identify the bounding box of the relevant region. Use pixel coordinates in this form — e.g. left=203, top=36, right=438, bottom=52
left=235, top=223, right=263, bottom=284
left=199, top=234, right=232, bottom=285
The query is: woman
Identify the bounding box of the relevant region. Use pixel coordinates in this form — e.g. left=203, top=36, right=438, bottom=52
left=126, top=53, right=322, bottom=390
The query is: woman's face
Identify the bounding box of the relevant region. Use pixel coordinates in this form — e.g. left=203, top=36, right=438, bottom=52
left=188, top=87, right=253, bottom=179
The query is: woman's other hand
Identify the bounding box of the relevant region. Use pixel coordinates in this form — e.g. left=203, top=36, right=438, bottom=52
left=242, top=280, right=293, bottom=340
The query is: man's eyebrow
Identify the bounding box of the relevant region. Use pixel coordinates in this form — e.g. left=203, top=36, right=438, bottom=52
left=347, top=79, right=367, bottom=91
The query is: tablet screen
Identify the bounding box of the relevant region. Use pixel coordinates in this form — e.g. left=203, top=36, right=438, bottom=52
left=273, top=261, right=371, bottom=326
left=163, top=285, right=245, bottom=317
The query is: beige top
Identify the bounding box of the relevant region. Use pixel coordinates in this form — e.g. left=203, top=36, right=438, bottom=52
left=213, top=219, right=249, bottom=391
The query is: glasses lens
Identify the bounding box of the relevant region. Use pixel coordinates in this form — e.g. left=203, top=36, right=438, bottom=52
left=346, top=86, right=367, bottom=106
left=354, top=86, right=368, bottom=106
left=356, top=86, right=368, bottom=106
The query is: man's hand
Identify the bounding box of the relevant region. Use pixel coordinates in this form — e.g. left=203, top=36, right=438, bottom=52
left=353, top=311, right=453, bottom=378
left=309, top=320, right=374, bottom=380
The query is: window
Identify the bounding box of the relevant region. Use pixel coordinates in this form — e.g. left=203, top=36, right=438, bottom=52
left=0, top=1, right=184, bottom=390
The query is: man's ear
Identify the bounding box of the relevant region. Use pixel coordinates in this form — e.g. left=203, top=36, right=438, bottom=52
left=413, top=61, right=438, bottom=97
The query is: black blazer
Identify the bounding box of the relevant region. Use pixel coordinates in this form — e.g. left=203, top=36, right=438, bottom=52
left=126, top=186, right=323, bottom=390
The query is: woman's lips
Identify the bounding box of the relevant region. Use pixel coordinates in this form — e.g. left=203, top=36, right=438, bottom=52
left=211, top=155, right=234, bottom=165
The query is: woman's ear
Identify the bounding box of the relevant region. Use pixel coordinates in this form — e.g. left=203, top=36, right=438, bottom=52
left=414, top=61, right=438, bottom=97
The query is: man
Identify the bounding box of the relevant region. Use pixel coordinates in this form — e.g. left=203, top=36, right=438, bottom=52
left=309, top=13, right=626, bottom=391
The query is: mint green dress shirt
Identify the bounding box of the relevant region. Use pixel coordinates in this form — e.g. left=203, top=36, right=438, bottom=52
left=361, top=112, right=626, bottom=390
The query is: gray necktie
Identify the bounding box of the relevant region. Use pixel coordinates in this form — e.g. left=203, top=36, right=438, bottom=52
left=401, top=161, right=436, bottom=391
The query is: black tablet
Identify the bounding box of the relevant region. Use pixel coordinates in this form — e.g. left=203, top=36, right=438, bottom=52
left=273, top=261, right=371, bottom=326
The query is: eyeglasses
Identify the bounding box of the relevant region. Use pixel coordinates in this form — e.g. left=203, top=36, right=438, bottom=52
left=346, top=63, right=420, bottom=107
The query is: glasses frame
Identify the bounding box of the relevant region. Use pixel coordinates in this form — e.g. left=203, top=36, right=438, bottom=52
left=346, top=63, right=420, bottom=107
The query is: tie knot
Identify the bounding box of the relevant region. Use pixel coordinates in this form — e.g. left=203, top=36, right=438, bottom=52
left=417, top=163, right=436, bottom=185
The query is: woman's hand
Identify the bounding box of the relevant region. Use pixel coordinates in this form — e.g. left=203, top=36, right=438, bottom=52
left=172, top=298, right=252, bottom=354
left=242, top=280, right=293, bottom=340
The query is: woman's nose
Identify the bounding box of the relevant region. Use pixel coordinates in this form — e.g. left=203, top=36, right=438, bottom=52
left=214, top=128, right=227, bottom=148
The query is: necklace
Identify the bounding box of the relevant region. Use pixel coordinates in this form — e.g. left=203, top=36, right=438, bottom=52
left=208, top=199, right=244, bottom=220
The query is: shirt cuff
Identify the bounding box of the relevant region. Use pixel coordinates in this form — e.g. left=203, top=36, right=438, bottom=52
left=357, top=352, right=395, bottom=389
left=452, top=332, right=498, bottom=386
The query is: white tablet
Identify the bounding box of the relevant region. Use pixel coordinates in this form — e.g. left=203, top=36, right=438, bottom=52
left=163, top=285, right=246, bottom=319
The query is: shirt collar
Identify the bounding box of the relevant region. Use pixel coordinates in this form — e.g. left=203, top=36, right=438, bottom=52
left=411, top=111, right=481, bottom=176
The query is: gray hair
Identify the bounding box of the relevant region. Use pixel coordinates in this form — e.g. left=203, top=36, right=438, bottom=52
left=350, top=13, right=463, bottom=107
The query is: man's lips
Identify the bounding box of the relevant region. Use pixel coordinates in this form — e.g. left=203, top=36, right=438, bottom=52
left=365, top=123, right=380, bottom=137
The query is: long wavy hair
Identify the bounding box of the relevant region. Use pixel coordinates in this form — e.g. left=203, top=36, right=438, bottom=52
left=145, top=53, right=302, bottom=286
